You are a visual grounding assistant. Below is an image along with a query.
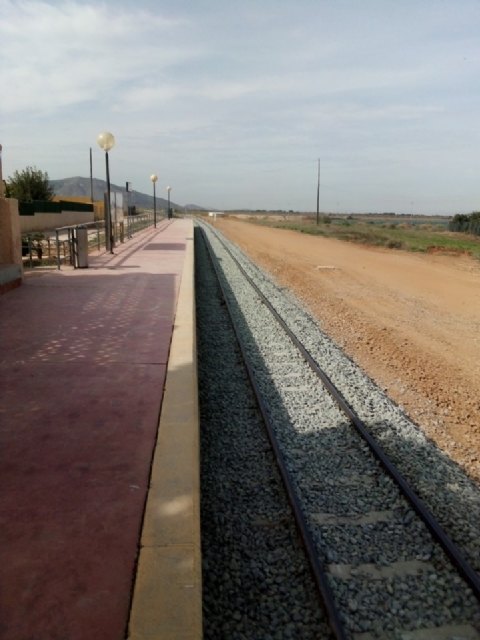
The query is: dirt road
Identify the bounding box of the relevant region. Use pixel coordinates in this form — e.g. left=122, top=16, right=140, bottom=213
left=216, top=217, right=480, bottom=483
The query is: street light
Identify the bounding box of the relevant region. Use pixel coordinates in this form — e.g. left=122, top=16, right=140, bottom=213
left=166, top=186, right=172, bottom=219
left=97, top=131, right=115, bottom=252
left=150, top=174, right=158, bottom=228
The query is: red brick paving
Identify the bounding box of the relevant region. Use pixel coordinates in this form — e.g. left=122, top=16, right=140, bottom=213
left=0, top=221, right=190, bottom=640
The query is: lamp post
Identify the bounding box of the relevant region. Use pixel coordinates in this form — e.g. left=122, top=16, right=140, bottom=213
left=150, top=174, right=158, bottom=228
left=166, top=186, right=172, bottom=219
left=97, top=132, right=115, bottom=252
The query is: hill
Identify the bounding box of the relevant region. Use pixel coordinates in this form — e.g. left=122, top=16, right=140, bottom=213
left=50, top=176, right=179, bottom=210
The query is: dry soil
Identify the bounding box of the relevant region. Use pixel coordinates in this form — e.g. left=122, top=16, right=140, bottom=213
left=216, top=217, right=480, bottom=483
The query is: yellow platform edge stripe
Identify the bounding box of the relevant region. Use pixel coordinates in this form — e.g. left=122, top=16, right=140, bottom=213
left=128, top=220, right=202, bottom=640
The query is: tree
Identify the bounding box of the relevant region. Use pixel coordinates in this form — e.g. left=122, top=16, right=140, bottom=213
left=6, top=166, right=54, bottom=202
left=449, top=212, right=480, bottom=236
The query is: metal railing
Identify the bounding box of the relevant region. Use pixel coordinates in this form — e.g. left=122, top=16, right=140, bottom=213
left=21, top=210, right=157, bottom=271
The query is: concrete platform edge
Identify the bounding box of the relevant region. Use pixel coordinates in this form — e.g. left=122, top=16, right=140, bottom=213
left=127, top=221, right=202, bottom=639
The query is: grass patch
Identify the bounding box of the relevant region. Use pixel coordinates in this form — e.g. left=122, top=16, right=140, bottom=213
left=241, top=216, right=480, bottom=259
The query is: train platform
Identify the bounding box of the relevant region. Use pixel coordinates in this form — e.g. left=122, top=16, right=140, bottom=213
left=0, top=219, right=201, bottom=640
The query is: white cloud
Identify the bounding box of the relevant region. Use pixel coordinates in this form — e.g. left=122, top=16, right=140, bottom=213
left=0, top=0, right=195, bottom=114
left=1, top=0, right=480, bottom=212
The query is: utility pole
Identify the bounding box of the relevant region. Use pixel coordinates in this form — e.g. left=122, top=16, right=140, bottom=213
left=0, top=144, right=4, bottom=197
left=316, top=158, right=320, bottom=225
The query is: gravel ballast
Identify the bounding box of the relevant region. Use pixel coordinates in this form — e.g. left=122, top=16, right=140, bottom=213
left=196, top=222, right=480, bottom=639
left=196, top=228, right=333, bottom=639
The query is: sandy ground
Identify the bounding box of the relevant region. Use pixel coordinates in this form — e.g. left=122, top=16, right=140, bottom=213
left=216, top=217, right=480, bottom=483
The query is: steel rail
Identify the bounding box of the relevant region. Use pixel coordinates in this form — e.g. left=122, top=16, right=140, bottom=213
left=199, top=226, right=348, bottom=640
left=205, top=221, right=480, bottom=603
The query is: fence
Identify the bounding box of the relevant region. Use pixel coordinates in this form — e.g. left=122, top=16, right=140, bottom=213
left=21, top=210, right=156, bottom=270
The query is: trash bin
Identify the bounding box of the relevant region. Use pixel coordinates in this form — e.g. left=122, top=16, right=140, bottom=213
left=76, top=226, right=88, bottom=268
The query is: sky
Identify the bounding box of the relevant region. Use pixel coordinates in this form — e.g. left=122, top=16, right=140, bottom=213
left=1, top=0, right=479, bottom=213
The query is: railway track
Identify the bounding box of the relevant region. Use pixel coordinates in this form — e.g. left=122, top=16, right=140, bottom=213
left=196, top=220, right=480, bottom=639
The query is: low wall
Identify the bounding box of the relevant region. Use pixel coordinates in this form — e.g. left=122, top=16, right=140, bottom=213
left=0, top=198, right=22, bottom=266
left=20, top=210, right=96, bottom=233
left=0, top=197, right=23, bottom=291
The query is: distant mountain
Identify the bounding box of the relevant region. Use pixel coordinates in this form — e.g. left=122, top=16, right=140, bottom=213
left=184, top=203, right=208, bottom=210
left=50, top=176, right=181, bottom=210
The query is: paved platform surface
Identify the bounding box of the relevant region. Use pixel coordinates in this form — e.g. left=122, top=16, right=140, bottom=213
left=0, top=219, right=192, bottom=640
